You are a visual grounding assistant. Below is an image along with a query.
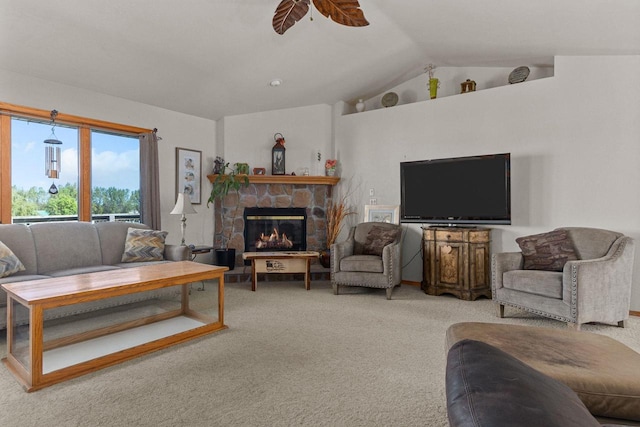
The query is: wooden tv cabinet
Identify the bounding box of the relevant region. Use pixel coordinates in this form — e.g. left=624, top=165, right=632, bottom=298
left=421, top=227, right=492, bottom=301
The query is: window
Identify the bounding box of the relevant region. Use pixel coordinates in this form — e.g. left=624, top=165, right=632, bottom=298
left=91, top=130, right=140, bottom=223
left=0, top=101, right=150, bottom=224
left=11, top=118, right=79, bottom=223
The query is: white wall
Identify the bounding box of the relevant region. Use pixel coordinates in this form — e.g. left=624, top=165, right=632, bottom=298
left=219, top=104, right=333, bottom=176
left=0, top=69, right=217, bottom=252
left=335, top=55, right=640, bottom=310
left=4, top=55, right=639, bottom=311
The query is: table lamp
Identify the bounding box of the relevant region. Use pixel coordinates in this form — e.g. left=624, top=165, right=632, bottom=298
left=170, top=193, right=197, bottom=245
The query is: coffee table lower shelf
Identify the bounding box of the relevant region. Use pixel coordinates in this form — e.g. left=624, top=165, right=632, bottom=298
left=3, top=313, right=226, bottom=391
left=44, top=315, right=215, bottom=373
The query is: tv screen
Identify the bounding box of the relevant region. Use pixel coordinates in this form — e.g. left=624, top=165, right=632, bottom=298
left=401, top=153, right=511, bottom=225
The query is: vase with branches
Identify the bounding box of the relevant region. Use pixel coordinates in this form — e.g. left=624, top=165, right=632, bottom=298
left=320, top=190, right=356, bottom=268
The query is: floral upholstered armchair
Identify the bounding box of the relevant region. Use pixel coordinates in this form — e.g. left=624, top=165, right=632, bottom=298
left=330, top=222, right=402, bottom=299
left=492, top=227, right=635, bottom=330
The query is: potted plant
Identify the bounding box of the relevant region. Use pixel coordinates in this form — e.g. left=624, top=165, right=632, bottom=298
left=207, top=162, right=250, bottom=270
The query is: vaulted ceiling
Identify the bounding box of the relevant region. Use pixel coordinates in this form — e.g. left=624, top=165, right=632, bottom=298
left=1, top=0, right=638, bottom=120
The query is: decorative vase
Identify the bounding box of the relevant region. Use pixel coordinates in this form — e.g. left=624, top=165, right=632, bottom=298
left=429, top=78, right=439, bottom=99
left=326, top=168, right=336, bottom=176
left=355, top=99, right=365, bottom=113
left=319, top=249, right=330, bottom=268
left=213, top=156, right=225, bottom=174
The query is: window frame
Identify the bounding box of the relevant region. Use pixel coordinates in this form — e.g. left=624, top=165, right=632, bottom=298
left=0, top=101, right=151, bottom=223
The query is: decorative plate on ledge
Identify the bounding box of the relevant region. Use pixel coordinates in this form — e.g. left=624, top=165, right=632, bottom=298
left=508, top=66, right=530, bottom=84
left=381, top=92, right=399, bottom=108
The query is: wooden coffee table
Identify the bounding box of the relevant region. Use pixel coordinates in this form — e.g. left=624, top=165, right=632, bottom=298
left=1, top=261, right=227, bottom=391
left=242, top=251, right=319, bottom=291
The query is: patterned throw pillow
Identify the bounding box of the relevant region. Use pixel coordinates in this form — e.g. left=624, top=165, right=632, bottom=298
left=362, top=226, right=400, bottom=256
left=516, top=229, right=578, bottom=271
left=121, top=228, right=168, bottom=263
left=0, top=240, right=25, bottom=278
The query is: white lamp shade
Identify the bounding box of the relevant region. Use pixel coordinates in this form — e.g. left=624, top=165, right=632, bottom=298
left=171, top=193, right=197, bottom=215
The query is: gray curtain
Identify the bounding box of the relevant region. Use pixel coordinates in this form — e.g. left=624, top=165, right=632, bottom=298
left=139, top=131, right=161, bottom=229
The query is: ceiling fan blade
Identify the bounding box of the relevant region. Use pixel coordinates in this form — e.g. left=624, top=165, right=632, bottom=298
left=312, top=0, right=369, bottom=27
left=273, top=0, right=311, bottom=35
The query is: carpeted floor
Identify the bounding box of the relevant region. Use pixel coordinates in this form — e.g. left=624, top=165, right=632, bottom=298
left=0, top=280, right=638, bottom=427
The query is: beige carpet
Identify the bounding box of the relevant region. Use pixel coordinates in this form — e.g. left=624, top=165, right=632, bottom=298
left=1, top=280, right=639, bottom=427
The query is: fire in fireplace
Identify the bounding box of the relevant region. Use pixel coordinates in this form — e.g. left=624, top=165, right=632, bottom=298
left=255, top=228, right=294, bottom=249
left=243, top=208, right=307, bottom=254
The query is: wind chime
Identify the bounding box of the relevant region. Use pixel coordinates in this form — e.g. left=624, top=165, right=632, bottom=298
left=43, top=110, right=62, bottom=195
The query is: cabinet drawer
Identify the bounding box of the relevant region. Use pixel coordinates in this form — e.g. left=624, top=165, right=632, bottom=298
left=468, top=230, right=491, bottom=243
left=423, top=228, right=436, bottom=240
left=435, top=230, right=464, bottom=242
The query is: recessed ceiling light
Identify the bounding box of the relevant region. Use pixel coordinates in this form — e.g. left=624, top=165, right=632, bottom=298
left=269, top=79, right=283, bottom=87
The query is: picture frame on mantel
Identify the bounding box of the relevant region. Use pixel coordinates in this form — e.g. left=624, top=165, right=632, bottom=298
left=364, top=205, right=400, bottom=224
left=175, top=147, right=202, bottom=204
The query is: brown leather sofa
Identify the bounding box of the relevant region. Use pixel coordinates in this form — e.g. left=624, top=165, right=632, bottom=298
left=446, top=339, right=637, bottom=427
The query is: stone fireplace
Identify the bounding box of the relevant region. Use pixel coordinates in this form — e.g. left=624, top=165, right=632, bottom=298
left=211, top=176, right=338, bottom=268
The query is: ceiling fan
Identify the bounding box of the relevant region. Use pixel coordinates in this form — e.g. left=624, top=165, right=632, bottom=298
left=273, top=0, right=369, bottom=35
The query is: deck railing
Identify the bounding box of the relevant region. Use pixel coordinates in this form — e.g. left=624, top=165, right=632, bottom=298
left=12, top=213, right=141, bottom=225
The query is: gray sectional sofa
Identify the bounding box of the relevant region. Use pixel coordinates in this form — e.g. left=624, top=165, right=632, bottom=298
left=0, top=221, right=190, bottom=329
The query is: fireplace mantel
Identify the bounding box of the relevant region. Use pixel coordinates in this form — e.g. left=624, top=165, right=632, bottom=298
left=207, top=174, right=339, bottom=186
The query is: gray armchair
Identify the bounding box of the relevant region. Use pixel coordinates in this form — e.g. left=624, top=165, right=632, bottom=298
left=330, top=222, right=402, bottom=299
left=492, top=227, right=635, bottom=330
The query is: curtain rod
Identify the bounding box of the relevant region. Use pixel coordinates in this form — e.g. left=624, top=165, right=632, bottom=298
left=0, top=102, right=153, bottom=135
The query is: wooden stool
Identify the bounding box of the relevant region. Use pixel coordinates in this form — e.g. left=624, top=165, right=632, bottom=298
left=242, top=251, right=319, bottom=291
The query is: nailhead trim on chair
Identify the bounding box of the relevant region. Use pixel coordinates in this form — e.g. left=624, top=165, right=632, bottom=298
left=570, top=263, right=578, bottom=320
left=491, top=254, right=498, bottom=295
left=335, top=282, right=394, bottom=289
left=386, top=247, right=394, bottom=288
left=498, top=300, right=573, bottom=323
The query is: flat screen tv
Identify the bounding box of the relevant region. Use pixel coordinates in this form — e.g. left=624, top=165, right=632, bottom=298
left=400, top=153, right=511, bottom=225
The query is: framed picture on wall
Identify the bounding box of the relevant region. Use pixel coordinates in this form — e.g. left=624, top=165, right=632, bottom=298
left=364, top=205, right=400, bottom=224
left=175, top=147, right=202, bottom=204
